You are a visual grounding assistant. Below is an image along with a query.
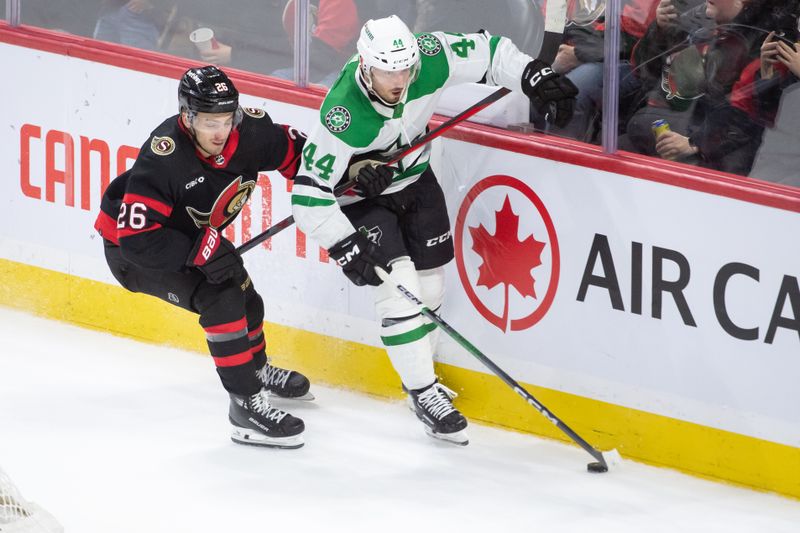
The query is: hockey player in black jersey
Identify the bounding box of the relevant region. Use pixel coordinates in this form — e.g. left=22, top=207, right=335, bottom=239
left=94, top=66, right=310, bottom=449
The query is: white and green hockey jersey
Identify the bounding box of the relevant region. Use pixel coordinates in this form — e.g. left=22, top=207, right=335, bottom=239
left=291, top=31, right=533, bottom=249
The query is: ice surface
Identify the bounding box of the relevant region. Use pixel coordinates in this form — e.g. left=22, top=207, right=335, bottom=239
left=0, top=307, right=798, bottom=532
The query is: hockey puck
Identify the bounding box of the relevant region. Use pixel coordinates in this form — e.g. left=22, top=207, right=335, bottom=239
left=587, top=461, right=608, bottom=473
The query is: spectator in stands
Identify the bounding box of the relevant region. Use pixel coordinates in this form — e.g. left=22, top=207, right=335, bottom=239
left=622, top=0, right=783, bottom=175
left=748, top=4, right=800, bottom=186
left=530, top=0, right=658, bottom=142
left=618, top=0, right=709, bottom=161
left=93, top=0, right=173, bottom=51
left=161, top=0, right=290, bottom=76
left=750, top=5, right=800, bottom=124
left=276, top=0, right=417, bottom=87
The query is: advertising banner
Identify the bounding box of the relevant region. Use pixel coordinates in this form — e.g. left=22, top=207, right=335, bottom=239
left=2, top=43, right=798, bottom=453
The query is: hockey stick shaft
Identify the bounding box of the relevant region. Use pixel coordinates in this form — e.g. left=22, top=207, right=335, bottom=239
left=374, top=266, right=610, bottom=467
left=236, top=87, right=513, bottom=256
left=540, top=0, right=569, bottom=62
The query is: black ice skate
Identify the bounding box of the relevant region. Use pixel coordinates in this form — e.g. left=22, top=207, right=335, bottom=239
left=229, top=390, right=305, bottom=449
left=408, top=382, right=469, bottom=445
left=256, top=359, right=314, bottom=400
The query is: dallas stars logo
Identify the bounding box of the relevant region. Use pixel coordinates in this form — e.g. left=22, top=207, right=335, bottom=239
left=359, top=225, right=383, bottom=245
left=417, top=34, right=442, bottom=56
left=325, top=106, right=351, bottom=133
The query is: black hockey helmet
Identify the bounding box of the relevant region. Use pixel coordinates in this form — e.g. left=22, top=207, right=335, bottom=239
left=178, top=66, right=240, bottom=118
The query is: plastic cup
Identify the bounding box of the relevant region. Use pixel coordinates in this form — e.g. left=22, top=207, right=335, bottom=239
left=189, top=27, right=219, bottom=52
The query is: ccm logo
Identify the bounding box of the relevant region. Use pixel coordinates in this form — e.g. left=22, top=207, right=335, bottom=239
left=335, top=243, right=360, bottom=266
left=426, top=231, right=451, bottom=247
left=186, top=176, right=205, bottom=190
left=202, top=228, right=219, bottom=261
left=528, top=67, right=553, bottom=87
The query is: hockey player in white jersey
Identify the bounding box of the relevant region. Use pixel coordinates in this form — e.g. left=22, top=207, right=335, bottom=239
left=291, top=15, right=577, bottom=445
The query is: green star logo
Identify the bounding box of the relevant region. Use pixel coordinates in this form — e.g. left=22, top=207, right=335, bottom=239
left=324, top=106, right=351, bottom=133
left=417, top=34, right=442, bottom=56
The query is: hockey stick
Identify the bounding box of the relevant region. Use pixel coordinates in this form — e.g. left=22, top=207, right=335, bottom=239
left=539, top=0, right=569, bottom=63
left=236, top=86, right=513, bottom=255
left=374, top=266, right=620, bottom=472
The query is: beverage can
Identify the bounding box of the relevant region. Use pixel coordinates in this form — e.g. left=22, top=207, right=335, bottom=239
left=652, top=119, right=671, bottom=139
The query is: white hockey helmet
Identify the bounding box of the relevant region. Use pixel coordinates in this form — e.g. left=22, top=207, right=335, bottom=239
left=356, top=15, right=420, bottom=104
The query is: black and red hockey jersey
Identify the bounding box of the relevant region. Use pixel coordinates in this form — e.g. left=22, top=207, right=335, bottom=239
left=94, top=108, right=304, bottom=271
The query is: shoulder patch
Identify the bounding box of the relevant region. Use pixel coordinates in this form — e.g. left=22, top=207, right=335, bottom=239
left=324, top=106, right=351, bottom=133
left=417, top=33, right=442, bottom=56
left=242, top=107, right=266, bottom=118
left=150, top=136, right=175, bottom=156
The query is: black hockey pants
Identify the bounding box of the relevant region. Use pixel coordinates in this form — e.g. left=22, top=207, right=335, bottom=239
left=104, top=241, right=267, bottom=395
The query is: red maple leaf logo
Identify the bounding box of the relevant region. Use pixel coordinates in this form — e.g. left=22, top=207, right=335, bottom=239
left=469, top=195, right=547, bottom=331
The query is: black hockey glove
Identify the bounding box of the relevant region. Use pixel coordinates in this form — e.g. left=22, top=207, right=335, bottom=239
left=187, top=227, right=245, bottom=284
left=521, top=59, right=579, bottom=128
left=328, top=231, right=390, bottom=287
left=354, top=162, right=394, bottom=198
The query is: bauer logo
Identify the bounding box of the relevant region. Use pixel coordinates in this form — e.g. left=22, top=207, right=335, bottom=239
left=454, top=175, right=560, bottom=332
left=325, top=106, right=351, bottom=133
left=417, top=34, right=442, bottom=56
left=150, top=136, right=175, bottom=156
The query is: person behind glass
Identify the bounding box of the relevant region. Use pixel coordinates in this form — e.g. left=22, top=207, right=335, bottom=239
left=529, top=0, right=657, bottom=143
left=168, top=0, right=290, bottom=76
left=276, top=0, right=417, bottom=87
left=624, top=0, right=775, bottom=174
left=621, top=0, right=710, bottom=160
left=93, top=0, right=172, bottom=51
left=291, top=15, right=576, bottom=446
left=759, top=26, right=800, bottom=90
left=93, top=66, right=311, bottom=449
left=747, top=5, right=800, bottom=185
left=740, top=3, right=800, bottom=131
left=655, top=0, right=792, bottom=171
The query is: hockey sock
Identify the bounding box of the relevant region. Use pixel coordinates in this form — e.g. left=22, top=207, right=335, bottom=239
left=202, top=315, right=262, bottom=395
left=247, top=322, right=268, bottom=368
left=376, top=258, right=437, bottom=390
left=418, top=266, right=445, bottom=354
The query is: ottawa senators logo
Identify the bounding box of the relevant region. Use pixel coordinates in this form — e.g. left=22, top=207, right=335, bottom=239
left=151, top=136, right=175, bottom=156
left=242, top=107, right=266, bottom=119
left=186, top=176, right=256, bottom=229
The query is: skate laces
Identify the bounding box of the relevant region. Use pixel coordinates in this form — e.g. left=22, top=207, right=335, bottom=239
left=416, top=383, right=458, bottom=420
left=248, top=390, right=288, bottom=423
left=257, top=363, right=291, bottom=389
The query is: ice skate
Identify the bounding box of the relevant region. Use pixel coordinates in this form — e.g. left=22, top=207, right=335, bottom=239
left=408, top=382, right=469, bottom=446
left=229, top=390, right=305, bottom=449
left=256, top=359, right=314, bottom=401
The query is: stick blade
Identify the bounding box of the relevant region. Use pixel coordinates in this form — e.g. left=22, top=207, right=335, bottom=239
left=602, top=448, right=622, bottom=469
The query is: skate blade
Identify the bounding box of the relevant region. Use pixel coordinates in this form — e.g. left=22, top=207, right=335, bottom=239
left=423, top=426, right=469, bottom=446
left=270, top=391, right=315, bottom=402
left=230, top=426, right=305, bottom=449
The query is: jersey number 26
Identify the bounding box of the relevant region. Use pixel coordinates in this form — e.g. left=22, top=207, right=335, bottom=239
left=117, top=202, right=147, bottom=230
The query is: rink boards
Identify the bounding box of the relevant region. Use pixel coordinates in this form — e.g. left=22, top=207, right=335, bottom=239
left=1, top=26, right=799, bottom=498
